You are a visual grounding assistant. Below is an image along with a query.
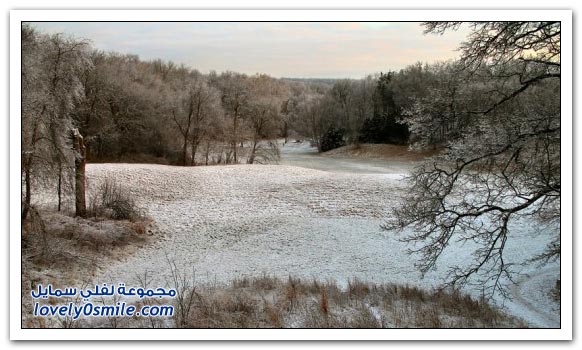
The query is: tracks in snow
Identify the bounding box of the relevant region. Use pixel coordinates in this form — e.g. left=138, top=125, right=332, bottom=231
left=509, top=266, right=561, bottom=328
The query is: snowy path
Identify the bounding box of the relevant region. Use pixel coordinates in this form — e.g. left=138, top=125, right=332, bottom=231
left=508, top=267, right=561, bottom=328
left=83, top=142, right=559, bottom=328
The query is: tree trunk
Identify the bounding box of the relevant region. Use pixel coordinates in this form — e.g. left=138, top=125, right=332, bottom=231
left=22, top=154, right=32, bottom=221
left=205, top=141, right=210, bottom=166
left=248, top=139, right=258, bottom=164
left=73, top=129, right=87, bottom=218
left=233, top=110, right=238, bottom=163
left=182, top=139, right=188, bottom=166
left=57, top=161, right=62, bottom=212
left=190, top=142, right=198, bottom=166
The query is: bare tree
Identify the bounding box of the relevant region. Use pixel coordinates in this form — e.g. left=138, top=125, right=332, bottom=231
left=187, top=81, right=223, bottom=166
left=244, top=75, right=285, bottom=164
left=72, top=129, right=87, bottom=217
left=21, top=25, right=90, bottom=219
left=288, top=85, right=332, bottom=152
left=214, top=72, right=250, bottom=164
left=424, top=22, right=560, bottom=114
left=402, top=61, right=467, bottom=150
left=170, top=73, right=214, bottom=166
left=386, top=22, right=561, bottom=298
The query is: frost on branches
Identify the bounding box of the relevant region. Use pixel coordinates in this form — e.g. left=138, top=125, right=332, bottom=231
left=387, top=22, right=561, bottom=298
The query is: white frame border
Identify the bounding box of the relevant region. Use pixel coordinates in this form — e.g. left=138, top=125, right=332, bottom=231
left=9, top=9, right=573, bottom=341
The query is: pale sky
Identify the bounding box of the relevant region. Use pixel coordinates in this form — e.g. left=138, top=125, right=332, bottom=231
left=29, top=22, right=469, bottom=78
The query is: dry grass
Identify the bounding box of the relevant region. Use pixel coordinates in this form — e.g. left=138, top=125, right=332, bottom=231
left=21, top=208, right=154, bottom=328
left=172, top=275, right=525, bottom=328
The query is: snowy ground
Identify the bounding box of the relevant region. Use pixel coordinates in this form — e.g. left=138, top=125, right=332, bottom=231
left=280, top=141, right=414, bottom=175
left=73, top=142, right=559, bottom=328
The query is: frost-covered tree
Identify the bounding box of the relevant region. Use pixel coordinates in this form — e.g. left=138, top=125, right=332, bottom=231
left=73, top=52, right=174, bottom=162
left=170, top=71, right=223, bottom=166
left=213, top=72, right=251, bottom=164
left=386, top=22, right=561, bottom=297
left=187, top=83, right=223, bottom=166
left=285, top=83, right=329, bottom=150
left=21, top=24, right=91, bottom=219
left=244, top=75, right=286, bottom=164
left=402, top=61, right=467, bottom=149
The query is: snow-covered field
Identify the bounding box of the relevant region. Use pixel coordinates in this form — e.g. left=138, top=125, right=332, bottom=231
left=76, top=142, right=559, bottom=328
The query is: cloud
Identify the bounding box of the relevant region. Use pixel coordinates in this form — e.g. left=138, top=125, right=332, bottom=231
left=28, top=22, right=468, bottom=78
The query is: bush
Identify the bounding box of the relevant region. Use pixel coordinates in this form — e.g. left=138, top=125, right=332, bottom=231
left=90, top=178, right=143, bottom=220
left=320, top=127, right=346, bottom=152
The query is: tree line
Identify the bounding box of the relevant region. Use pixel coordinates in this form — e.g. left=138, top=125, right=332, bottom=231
left=20, top=22, right=458, bottom=219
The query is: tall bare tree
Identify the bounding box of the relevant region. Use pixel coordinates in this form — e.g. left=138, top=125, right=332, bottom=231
left=170, top=72, right=216, bottom=166
left=214, top=72, right=250, bottom=164
left=243, top=75, right=286, bottom=164
left=21, top=25, right=90, bottom=219
left=386, top=22, right=561, bottom=297
left=186, top=80, right=223, bottom=166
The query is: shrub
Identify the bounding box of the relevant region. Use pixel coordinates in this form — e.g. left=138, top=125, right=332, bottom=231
left=320, top=127, right=346, bottom=152
left=90, top=178, right=143, bottom=221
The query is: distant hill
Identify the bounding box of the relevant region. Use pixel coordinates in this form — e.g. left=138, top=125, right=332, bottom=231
left=280, top=77, right=346, bottom=86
